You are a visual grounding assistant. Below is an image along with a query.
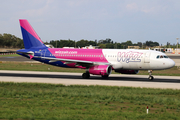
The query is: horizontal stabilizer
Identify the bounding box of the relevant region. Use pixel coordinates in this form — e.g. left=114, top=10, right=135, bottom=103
left=16, top=51, right=34, bottom=59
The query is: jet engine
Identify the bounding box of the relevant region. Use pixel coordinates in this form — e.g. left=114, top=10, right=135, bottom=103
left=89, top=65, right=112, bottom=75
left=115, top=70, right=139, bottom=74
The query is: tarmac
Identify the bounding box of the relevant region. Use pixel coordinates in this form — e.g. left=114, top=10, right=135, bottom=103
left=0, top=70, right=180, bottom=89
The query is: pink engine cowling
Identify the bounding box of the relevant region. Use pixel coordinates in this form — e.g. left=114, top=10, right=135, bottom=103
left=89, top=65, right=112, bottom=75
left=115, top=70, right=139, bottom=74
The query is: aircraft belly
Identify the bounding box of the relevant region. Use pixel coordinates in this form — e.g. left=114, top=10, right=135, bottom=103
left=121, top=62, right=141, bottom=69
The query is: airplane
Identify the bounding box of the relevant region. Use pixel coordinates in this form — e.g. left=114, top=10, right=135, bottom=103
left=16, top=19, right=175, bottom=80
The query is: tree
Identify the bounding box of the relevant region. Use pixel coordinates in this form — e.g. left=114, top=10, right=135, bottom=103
left=0, top=33, right=23, bottom=48
left=154, top=42, right=159, bottom=46
left=98, top=38, right=113, bottom=44
left=125, top=40, right=133, bottom=46
left=76, top=39, right=89, bottom=47
left=106, top=43, right=114, bottom=48
left=88, top=40, right=96, bottom=46
left=0, top=34, right=3, bottom=47
left=137, top=42, right=142, bottom=48
left=116, top=43, right=122, bottom=49
left=99, top=44, right=106, bottom=48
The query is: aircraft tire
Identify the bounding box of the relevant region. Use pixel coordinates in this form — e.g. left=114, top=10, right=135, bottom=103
left=101, top=75, right=109, bottom=78
left=82, top=73, right=90, bottom=79
left=148, top=76, right=154, bottom=80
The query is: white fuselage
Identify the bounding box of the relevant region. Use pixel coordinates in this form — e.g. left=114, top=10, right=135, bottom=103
left=102, top=49, right=175, bottom=70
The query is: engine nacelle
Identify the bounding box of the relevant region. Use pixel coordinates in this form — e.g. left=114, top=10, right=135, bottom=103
left=115, top=70, right=139, bottom=74
left=89, top=65, right=112, bottom=75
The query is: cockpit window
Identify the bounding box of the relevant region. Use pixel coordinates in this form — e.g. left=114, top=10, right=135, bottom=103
left=156, top=55, right=169, bottom=59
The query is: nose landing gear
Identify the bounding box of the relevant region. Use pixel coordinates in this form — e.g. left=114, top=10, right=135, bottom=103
left=148, top=70, right=154, bottom=80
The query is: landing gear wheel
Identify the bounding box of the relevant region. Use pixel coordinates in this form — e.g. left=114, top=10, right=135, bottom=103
left=148, top=76, right=154, bottom=80
left=82, top=72, right=90, bottom=79
left=101, top=75, right=109, bottom=78
left=148, top=70, right=154, bottom=80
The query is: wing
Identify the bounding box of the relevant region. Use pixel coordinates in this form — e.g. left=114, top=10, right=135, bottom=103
left=41, top=56, right=110, bottom=68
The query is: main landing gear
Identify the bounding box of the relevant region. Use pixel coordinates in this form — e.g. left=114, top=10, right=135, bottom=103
left=101, top=75, right=109, bottom=78
left=82, top=72, right=90, bottom=79
left=82, top=72, right=109, bottom=79
left=148, top=70, right=154, bottom=80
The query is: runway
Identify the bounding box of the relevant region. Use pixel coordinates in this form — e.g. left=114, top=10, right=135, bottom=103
left=0, top=70, right=180, bottom=89
left=0, top=56, right=32, bottom=62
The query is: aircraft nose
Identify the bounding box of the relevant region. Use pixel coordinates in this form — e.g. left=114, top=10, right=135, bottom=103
left=168, top=59, right=175, bottom=68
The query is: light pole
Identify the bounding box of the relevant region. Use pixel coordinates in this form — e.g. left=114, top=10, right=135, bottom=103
left=176, top=38, right=179, bottom=53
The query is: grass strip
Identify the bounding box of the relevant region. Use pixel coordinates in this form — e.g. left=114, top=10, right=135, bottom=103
left=0, top=82, right=180, bottom=119
left=0, top=54, right=20, bottom=57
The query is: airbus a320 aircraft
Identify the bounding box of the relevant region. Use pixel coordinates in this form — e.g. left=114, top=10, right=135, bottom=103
left=17, top=19, right=175, bottom=80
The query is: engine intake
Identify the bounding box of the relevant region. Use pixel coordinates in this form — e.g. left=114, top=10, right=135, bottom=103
left=115, top=70, right=139, bottom=74
left=89, top=65, right=112, bottom=75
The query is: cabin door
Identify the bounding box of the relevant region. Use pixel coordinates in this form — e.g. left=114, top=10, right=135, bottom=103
left=144, top=52, right=151, bottom=63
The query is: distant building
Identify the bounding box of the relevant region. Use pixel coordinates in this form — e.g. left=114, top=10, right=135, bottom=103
left=172, top=48, right=180, bottom=54
left=128, top=46, right=140, bottom=49
left=82, top=45, right=99, bottom=49
left=62, top=45, right=99, bottom=49
left=151, top=48, right=173, bottom=53
left=45, top=44, right=54, bottom=48
left=63, top=47, right=75, bottom=48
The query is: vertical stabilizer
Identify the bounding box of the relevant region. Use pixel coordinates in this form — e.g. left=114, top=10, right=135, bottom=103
left=19, top=19, right=47, bottom=49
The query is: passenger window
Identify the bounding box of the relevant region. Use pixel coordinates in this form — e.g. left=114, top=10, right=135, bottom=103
left=156, top=55, right=159, bottom=58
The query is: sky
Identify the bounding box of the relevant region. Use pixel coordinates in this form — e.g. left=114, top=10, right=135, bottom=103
left=0, top=0, right=180, bottom=45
